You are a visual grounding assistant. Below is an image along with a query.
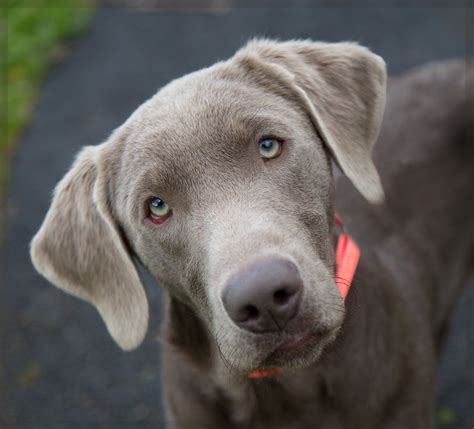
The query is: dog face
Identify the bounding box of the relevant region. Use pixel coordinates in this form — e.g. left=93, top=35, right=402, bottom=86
left=31, top=39, right=386, bottom=372
left=116, top=73, right=339, bottom=371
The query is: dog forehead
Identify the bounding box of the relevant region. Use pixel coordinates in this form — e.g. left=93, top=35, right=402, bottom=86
left=113, top=62, right=315, bottom=197
left=128, top=64, right=296, bottom=138
left=121, top=69, right=298, bottom=165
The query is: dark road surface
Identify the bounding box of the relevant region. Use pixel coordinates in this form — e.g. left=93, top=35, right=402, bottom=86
left=1, top=5, right=473, bottom=429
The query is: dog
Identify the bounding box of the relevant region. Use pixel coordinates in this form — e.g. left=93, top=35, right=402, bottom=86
left=31, top=39, right=473, bottom=428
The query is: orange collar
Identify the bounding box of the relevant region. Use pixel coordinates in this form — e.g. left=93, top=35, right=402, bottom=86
left=334, top=213, right=361, bottom=300
left=247, top=214, right=360, bottom=380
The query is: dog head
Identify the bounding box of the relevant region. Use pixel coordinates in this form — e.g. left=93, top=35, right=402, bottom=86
left=31, top=39, right=386, bottom=372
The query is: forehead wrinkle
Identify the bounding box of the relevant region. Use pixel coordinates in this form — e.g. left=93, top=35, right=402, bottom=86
left=140, top=156, right=198, bottom=195
left=137, top=109, right=294, bottom=153
left=238, top=113, right=295, bottom=138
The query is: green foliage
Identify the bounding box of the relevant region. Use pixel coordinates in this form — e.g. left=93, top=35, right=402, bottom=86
left=0, top=0, right=95, bottom=189
left=437, top=406, right=457, bottom=426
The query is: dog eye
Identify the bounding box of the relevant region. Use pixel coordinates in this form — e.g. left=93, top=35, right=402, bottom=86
left=148, top=197, right=171, bottom=224
left=259, top=138, right=282, bottom=160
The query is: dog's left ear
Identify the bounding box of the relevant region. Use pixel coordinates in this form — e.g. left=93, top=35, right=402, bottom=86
left=30, top=145, right=149, bottom=351
left=235, top=39, right=386, bottom=203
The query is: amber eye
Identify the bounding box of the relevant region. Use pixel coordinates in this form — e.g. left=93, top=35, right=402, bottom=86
left=148, top=197, right=171, bottom=223
left=259, top=138, right=282, bottom=159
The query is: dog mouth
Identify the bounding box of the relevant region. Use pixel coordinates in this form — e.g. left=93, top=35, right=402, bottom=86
left=255, top=329, right=334, bottom=370
left=269, top=332, right=322, bottom=360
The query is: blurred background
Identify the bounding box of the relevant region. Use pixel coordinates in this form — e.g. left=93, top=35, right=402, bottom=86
left=1, top=1, right=473, bottom=428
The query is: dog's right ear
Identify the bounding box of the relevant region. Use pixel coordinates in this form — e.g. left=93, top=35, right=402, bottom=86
left=234, top=39, right=386, bottom=204
left=30, top=145, right=148, bottom=350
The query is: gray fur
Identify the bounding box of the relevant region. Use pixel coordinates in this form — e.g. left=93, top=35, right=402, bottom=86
left=30, top=39, right=473, bottom=428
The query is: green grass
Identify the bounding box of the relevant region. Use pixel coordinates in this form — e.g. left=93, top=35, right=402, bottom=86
left=1, top=0, right=96, bottom=191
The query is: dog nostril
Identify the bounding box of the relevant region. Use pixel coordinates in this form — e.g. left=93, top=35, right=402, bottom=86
left=243, top=305, right=259, bottom=321
left=273, top=288, right=290, bottom=305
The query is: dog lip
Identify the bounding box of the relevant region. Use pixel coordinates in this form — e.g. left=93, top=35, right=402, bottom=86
left=268, top=332, right=322, bottom=360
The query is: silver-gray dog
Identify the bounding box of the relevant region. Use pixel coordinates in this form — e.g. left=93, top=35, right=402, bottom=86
left=31, top=39, right=473, bottom=428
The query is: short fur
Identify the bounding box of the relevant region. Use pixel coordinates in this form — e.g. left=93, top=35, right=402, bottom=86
left=31, top=39, right=473, bottom=428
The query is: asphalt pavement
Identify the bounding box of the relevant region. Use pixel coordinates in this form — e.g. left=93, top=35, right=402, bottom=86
left=1, top=5, right=473, bottom=429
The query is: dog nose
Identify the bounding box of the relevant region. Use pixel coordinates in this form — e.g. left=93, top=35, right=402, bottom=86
left=222, top=258, right=302, bottom=333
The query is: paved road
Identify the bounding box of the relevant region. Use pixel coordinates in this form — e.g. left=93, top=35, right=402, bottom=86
left=1, top=5, right=473, bottom=429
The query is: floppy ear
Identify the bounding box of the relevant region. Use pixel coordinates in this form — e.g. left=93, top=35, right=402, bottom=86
left=235, top=39, right=387, bottom=203
left=30, top=145, right=148, bottom=350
